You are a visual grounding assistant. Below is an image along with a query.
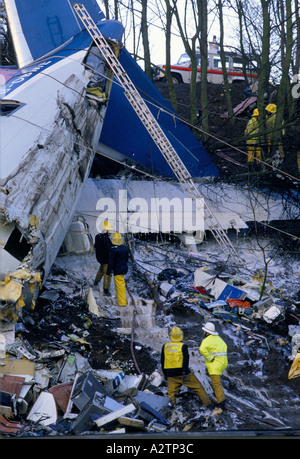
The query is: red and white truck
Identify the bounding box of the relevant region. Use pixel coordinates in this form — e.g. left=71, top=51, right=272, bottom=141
left=153, top=39, right=258, bottom=85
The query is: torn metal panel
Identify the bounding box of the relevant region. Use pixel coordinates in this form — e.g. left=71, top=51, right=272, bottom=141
left=221, top=96, right=257, bottom=118
left=194, top=268, right=247, bottom=301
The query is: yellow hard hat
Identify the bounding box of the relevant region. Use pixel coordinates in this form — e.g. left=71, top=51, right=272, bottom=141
left=170, top=326, right=183, bottom=342
left=111, top=232, right=123, bottom=245
left=265, top=103, right=277, bottom=113
left=253, top=108, right=259, bottom=116
left=101, top=221, right=113, bottom=232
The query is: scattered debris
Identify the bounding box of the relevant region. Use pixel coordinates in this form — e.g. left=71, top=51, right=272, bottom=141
left=1, top=226, right=300, bottom=437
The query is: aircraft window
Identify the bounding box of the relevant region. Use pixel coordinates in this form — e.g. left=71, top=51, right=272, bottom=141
left=0, top=100, right=22, bottom=116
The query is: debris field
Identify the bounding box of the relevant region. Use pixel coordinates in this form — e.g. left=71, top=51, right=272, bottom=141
left=1, top=223, right=300, bottom=438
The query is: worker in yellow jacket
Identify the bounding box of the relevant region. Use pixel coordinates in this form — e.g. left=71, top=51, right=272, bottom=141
left=265, top=104, right=285, bottom=160
left=244, top=108, right=261, bottom=166
left=161, top=326, right=211, bottom=407
left=199, top=322, right=228, bottom=411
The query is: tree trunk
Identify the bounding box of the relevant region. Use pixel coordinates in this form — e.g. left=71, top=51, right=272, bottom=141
left=218, top=0, right=234, bottom=124
left=257, top=0, right=271, bottom=146
left=114, top=0, right=118, bottom=20
left=165, top=0, right=178, bottom=110
left=103, top=0, right=110, bottom=18
left=295, top=0, right=300, bottom=74
left=274, top=0, right=293, bottom=142
left=172, top=0, right=201, bottom=125
left=199, top=0, right=209, bottom=138
left=190, top=45, right=199, bottom=126
left=236, top=0, right=249, bottom=86
left=141, top=0, right=152, bottom=79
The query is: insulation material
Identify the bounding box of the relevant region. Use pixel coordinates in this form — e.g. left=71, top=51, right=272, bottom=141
left=0, top=269, right=41, bottom=320
left=288, top=353, right=300, bottom=380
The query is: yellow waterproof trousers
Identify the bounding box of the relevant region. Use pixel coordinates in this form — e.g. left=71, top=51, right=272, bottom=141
left=210, top=374, right=225, bottom=404
left=94, top=264, right=111, bottom=290
left=247, top=145, right=262, bottom=164
left=114, top=274, right=127, bottom=306
left=167, top=372, right=211, bottom=406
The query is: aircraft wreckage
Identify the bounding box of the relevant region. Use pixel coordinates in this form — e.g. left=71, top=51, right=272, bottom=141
left=0, top=0, right=299, bottom=324
left=0, top=0, right=124, bottom=319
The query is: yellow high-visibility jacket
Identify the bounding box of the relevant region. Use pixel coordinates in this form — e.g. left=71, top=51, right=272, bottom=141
left=266, top=113, right=276, bottom=141
left=245, top=117, right=259, bottom=145
left=199, top=335, right=228, bottom=375
left=266, top=113, right=285, bottom=142
left=161, top=341, right=189, bottom=378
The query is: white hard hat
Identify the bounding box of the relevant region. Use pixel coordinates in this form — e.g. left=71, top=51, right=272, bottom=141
left=202, top=322, right=218, bottom=335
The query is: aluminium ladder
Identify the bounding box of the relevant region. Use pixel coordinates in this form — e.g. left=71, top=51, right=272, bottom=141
left=73, top=3, right=242, bottom=265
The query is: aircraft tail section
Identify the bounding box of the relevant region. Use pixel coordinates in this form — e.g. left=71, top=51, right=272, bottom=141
left=100, top=48, right=219, bottom=178
left=4, top=0, right=105, bottom=67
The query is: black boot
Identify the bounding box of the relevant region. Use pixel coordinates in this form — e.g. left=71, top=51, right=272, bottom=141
left=103, top=289, right=111, bottom=296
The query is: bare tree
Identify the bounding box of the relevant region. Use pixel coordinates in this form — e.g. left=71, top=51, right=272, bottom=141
left=295, top=0, right=300, bottom=74
left=274, top=0, right=294, bottom=138
left=217, top=0, right=234, bottom=123
left=141, top=0, right=152, bottom=78
left=172, top=0, right=202, bottom=125
left=256, top=0, right=271, bottom=147
left=164, top=0, right=178, bottom=110
left=199, top=0, right=209, bottom=137
left=234, top=0, right=250, bottom=86
left=102, top=0, right=110, bottom=18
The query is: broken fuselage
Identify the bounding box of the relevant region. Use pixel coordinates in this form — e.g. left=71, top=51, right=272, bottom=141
left=0, top=24, right=123, bottom=319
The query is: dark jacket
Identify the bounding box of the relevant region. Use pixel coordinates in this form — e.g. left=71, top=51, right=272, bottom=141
left=107, top=244, right=130, bottom=276
left=161, top=342, right=190, bottom=378
left=94, top=233, right=112, bottom=264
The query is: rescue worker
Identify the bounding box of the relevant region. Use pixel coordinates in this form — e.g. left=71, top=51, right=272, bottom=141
left=199, top=322, right=228, bottom=411
left=107, top=232, right=130, bottom=307
left=265, top=103, right=284, bottom=161
left=161, top=326, right=211, bottom=407
left=244, top=108, right=261, bottom=167
left=94, top=221, right=113, bottom=295
left=85, top=45, right=109, bottom=102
